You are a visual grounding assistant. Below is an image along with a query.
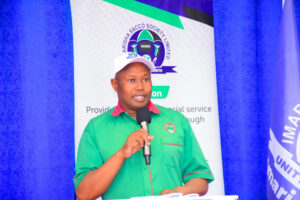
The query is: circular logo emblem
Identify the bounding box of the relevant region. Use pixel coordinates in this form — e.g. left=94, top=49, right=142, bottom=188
left=164, top=122, right=176, bottom=134
left=127, top=29, right=165, bottom=67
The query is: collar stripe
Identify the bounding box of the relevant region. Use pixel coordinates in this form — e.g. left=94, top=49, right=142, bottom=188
left=111, top=101, right=161, bottom=116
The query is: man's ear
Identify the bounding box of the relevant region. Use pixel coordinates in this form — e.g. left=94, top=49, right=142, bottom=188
left=111, top=78, right=118, bottom=92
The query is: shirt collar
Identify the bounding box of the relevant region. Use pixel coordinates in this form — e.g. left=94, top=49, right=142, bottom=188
left=111, top=100, right=161, bottom=116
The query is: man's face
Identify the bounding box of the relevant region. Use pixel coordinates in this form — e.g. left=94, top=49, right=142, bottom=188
left=111, top=62, right=152, bottom=113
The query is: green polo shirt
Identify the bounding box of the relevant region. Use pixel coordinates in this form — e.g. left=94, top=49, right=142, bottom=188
left=74, top=103, right=214, bottom=199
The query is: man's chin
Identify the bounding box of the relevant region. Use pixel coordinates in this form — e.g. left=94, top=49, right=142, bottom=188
left=132, top=100, right=150, bottom=110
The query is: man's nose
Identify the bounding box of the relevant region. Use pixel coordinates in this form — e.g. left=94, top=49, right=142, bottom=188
left=135, top=80, right=144, bottom=90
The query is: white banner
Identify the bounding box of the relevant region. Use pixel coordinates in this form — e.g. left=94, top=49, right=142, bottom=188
left=71, top=0, right=224, bottom=195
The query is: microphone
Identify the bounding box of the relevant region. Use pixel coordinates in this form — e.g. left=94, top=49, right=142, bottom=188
left=136, top=107, right=151, bottom=165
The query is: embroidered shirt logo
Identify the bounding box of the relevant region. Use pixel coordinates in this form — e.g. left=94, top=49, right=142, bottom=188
left=164, top=122, right=176, bottom=133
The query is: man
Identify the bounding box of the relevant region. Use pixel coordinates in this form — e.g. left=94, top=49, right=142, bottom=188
left=74, top=53, right=214, bottom=200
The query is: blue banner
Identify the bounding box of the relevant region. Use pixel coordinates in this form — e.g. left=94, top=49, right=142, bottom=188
left=0, top=1, right=74, bottom=199
left=267, top=0, right=300, bottom=199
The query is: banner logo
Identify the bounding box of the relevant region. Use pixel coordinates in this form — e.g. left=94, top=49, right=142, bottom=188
left=122, top=23, right=176, bottom=74
left=268, top=104, right=300, bottom=199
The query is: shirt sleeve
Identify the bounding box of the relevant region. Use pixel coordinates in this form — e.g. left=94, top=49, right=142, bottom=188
left=73, top=119, right=104, bottom=190
left=182, top=117, right=214, bottom=183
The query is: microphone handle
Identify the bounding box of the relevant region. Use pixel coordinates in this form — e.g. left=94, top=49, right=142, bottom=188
left=140, top=121, right=151, bottom=165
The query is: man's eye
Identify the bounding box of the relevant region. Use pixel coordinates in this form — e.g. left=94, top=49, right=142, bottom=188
left=128, top=79, right=135, bottom=83
left=143, top=78, right=149, bottom=81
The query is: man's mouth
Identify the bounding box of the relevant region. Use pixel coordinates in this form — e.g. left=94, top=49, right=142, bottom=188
left=133, top=95, right=147, bottom=101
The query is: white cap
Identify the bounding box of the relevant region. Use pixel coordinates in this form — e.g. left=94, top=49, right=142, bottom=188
left=113, top=52, right=156, bottom=77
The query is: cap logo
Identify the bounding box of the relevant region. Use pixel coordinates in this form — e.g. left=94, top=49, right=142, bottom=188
left=164, top=122, right=176, bottom=134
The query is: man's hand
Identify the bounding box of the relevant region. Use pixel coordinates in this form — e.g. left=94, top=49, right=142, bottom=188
left=160, top=189, right=178, bottom=195
left=160, top=178, right=208, bottom=196
left=76, top=128, right=154, bottom=200
left=120, top=128, right=154, bottom=159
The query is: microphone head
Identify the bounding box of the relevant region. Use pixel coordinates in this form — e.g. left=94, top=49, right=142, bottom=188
left=136, top=107, right=151, bottom=124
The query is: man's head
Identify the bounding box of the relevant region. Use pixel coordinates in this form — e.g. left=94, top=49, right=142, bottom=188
left=111, top=53, right=155, bottom=114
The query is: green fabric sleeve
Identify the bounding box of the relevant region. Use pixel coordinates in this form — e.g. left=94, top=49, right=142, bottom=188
left=73, top=119, right=104, bottom=190
left=181, top=117, right=214, bottom=183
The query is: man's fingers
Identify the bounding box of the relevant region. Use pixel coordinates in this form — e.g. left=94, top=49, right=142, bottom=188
left=139, top=128, right=149, bottom=136
left=135, top=134, right=153, bottom=150
left=136, top=137, right=143, bottom=149
left=160, top=189, right=172, bottom=195
left=140, top=133, right=150, bottom=145
left=137, top=129, right=152, bottom=145
left=148, top=135, right=154, bottom=141
left=121, top=128, right=154, bottom=159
